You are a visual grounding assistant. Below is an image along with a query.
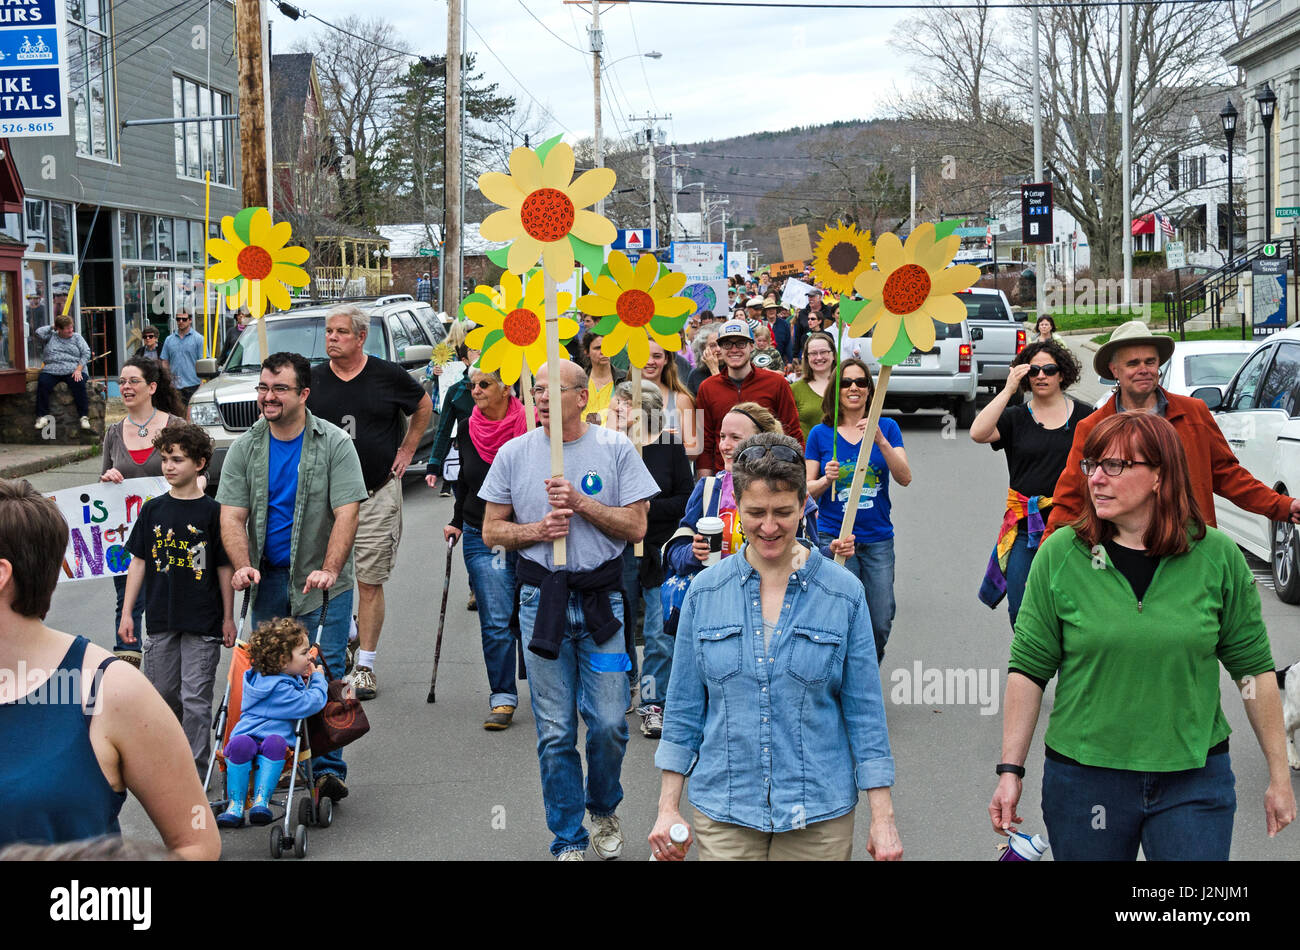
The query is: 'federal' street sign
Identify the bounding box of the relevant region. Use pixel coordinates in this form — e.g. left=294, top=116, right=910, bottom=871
left=1275, top=207, right=1300, bottom=219
left=0, top=0, right=69, bottom=137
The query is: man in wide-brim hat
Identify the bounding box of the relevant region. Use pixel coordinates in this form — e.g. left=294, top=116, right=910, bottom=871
left=1046, top=319, right=1300, bottom=531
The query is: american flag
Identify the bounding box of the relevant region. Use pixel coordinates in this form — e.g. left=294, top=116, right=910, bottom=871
left=1156, top=212, right=1175, bottom=237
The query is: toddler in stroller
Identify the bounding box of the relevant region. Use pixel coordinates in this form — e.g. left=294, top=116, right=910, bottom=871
left=216, top=618, right=327, bottom=827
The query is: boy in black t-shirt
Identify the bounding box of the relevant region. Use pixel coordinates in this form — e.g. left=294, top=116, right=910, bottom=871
left=120, top=422, right=234, bottom=776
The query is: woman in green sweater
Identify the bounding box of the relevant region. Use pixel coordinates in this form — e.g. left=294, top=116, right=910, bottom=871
left=789, top=331, right=837, bottom=440
left=989, top=412, right=1295, bottom=860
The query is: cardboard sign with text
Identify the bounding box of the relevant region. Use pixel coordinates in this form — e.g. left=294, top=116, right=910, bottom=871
left=778, top=224, right=813, bottom=263
left=49, top=477, right=169, bottom=583
left=770, top=260, right=804, bottom=278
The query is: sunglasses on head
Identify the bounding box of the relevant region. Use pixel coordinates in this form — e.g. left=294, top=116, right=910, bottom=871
left=734, top=444, right=802, bottom=465
left=1026, top=364, right=1059, bottom=378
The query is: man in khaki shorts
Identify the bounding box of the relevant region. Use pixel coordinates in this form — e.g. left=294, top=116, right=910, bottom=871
left=308, top=304, right=432, bottom=699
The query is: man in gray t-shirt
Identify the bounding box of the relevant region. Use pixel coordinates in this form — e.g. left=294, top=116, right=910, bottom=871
left=480, top=360, right=658, bottom=860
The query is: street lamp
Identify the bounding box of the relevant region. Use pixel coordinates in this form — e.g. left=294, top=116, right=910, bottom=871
left=1256, top=82, right=1277, bottom=240
left=1221, top=98, right=1237, bottom=265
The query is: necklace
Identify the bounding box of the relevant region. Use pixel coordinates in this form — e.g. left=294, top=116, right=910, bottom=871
left=128, top=408, right=158, bottom=438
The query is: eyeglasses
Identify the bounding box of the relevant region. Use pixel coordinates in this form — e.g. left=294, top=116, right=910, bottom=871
left=255, top=383, right=299, bottom=395
left=1026, top=364, right=1060, bottom=378
left=1079, top=458, right=1157, bottom=477
left=719, top=339, right=751, bottom=350
left=841, top=377, right=871, bottom=389
left=735, top=444, right=803, bottom=465
left=117, top=377, right=147, bottom=387
left=469, top=379, right=499, bottom=391
left=530, top=385, right=581, bottom=397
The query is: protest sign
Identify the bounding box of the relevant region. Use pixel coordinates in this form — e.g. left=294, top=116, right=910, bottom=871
left=49, top=477, right=168, bottom=582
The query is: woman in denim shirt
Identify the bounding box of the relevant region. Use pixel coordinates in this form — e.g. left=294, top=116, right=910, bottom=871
left=649, top=432, right=902, bottom=861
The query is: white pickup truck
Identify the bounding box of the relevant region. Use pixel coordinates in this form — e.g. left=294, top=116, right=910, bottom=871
left=959, top=288, right=1027, bottom=389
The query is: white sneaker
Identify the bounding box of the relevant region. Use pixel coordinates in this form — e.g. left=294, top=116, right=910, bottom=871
left=79, top=416, right=91, bottom=430
left=33, top=415, right=50, bottom=430
left=590, top=813, right=624, bottom=860
left=557, top=849, right=585, bottom=861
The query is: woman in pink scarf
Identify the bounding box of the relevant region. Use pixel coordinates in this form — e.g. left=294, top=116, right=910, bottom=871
left=433, top=364, right=528, bottom=730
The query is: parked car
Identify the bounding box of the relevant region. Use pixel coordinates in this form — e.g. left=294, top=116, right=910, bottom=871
left=1093, top=338, right=1256, bottom=409
left=839, top=317, right=979, bottom=428
left=1193, top=327, right=1300, bottom=602
left=189, top=296, right=445, bottom=489
left=956, top=287, right=1027, bottom=390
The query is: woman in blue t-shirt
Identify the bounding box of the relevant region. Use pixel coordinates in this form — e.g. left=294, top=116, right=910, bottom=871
left=805, top=359, right=911, bottom=660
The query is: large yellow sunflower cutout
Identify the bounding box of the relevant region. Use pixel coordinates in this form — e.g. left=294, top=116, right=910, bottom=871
left=848, top=223, right=980, bottom=363
left=812, top=221, right=875, bottom=296
left=577, top=252, right=695, bottom=368
left=463, top=270, right=577, bottom=385
left=205, top=207, right=309, bottom=320
left=478, top=142, right=616, bottom=282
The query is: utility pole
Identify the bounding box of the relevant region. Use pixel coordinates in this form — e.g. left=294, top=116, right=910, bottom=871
left=1121, top=2, right=1133, bottom=309
left=591, top=1, right=603, bottom=212
left=909, top=155, right=917, bottom=232
left=670, top=146, right=678, bottom=243
left=1031, top=5, right=1045, bottom=315
left=445, top=0, right=464, bottom=313
left=630, top=113, right=671, bottom=249
left=235, top=0, right=272, bottom=208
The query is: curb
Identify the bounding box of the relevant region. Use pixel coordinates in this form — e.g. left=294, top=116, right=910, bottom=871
left=0, top=445, right=99, bottom=481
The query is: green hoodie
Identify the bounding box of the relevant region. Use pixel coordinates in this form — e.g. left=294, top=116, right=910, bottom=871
left=1010, top=525, right=1274, bottom=772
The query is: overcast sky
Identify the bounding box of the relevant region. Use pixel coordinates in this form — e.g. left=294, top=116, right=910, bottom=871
left=291, top=0, right=915, bottom=145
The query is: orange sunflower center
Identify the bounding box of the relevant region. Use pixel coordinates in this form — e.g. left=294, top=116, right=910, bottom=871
left=520, top=188, right=575, bottom=243
left=237, top=245, right=274, bottom=281
left=826, top=241, right=861, bottom=276
left=616, top=289, right=655, bottom=328
left=881, top=264, right=931, bottom=315
left=503, top=308, right=541, bottom=346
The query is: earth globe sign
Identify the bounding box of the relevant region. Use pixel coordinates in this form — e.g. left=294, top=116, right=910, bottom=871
left=683, top=282, right=716, bottom=314
left=106, top=545, right=132, bottom=573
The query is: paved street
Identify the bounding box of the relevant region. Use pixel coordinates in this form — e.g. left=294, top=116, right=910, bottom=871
left=27, top=386, right=1300, bottom=860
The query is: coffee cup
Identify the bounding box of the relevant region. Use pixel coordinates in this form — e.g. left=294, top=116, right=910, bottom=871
left=697, top=517, right=724, bottom=566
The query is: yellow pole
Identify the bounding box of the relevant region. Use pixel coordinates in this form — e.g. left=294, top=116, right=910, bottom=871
left=203, top=171, right=212, bottom=357
left=60, top=274, right=80, bottom=316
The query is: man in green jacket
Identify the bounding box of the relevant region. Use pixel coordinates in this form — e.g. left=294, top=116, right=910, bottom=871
left=218, top=351, right=367, bottom=802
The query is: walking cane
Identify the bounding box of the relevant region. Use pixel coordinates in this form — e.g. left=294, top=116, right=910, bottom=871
left=427, top=535, right=458, bottom=703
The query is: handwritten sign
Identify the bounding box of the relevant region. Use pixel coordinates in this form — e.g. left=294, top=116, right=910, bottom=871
left=49, top=477, right=168, bottom=583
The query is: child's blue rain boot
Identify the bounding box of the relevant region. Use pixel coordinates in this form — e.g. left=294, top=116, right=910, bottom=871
left=216, top=759, right=252, bottom=827
left=246, top=755, right=282, bottom=825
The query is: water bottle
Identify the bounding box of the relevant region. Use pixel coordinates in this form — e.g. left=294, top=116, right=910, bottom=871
left=998, top=830, right=1048, bottom=862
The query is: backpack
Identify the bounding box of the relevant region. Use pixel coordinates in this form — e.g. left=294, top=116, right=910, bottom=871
left=660, top=476, right=717, bottom=639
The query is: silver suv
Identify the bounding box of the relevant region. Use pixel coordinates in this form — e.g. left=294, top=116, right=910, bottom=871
left=189, top=296, right=444, bottom=488
left=839, top=317, right=979, bottom=427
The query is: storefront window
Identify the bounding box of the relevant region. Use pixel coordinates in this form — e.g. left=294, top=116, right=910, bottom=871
left=23, top=258, right=48, bottom=366
left=156, top=216, right=173, bottom=261
left=149, top=268, right=172, bottom=319
left=191, top=221, right=205, bottom=264
left=140, top=214, right=156, bottom=260
left=120, top=211, right=138, bottom=259
left=122, top=266, right=143, bottom=334
left=0, top=212, right=20, bottom=243
left=174, top=217, right=190, bottom=263
left=50, top=202, right=73, bottom=255
left=25, top=198, right=46, bottom=253
left=0, top=271, right=13, bottom=371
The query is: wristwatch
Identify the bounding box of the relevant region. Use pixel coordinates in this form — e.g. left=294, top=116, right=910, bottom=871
left=995, top=763, right=1026, bottom=778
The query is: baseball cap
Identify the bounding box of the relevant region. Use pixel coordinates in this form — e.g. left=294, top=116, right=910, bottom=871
left=717, top=320, right=754, bottom=342
left=746, top=296, right=765, bottom=308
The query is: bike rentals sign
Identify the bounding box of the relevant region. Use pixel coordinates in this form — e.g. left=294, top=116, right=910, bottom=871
left=0, top=0, right=69, bottom=137
left=49, top=477, right=168, bottom=583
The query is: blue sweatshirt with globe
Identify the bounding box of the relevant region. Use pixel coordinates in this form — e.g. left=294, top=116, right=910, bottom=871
left=232, top=669, right=328, bottom=743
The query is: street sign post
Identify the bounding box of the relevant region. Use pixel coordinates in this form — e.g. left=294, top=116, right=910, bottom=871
left=1021, top=183, right=1053, bottom=246
left=1274, top=207, right=1300, bottom=220
left=1164, top=241, right=1186, bottom=269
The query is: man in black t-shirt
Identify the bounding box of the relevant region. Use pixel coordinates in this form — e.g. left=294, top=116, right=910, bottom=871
left=307, top=305, right=433, bottom=700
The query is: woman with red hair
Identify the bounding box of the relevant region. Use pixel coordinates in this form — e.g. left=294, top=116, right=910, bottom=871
left=988, top=412, right=1295, bottom=860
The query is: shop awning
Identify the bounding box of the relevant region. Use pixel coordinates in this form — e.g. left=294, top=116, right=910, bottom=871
left=1131, top=213, right=1155, bottom=235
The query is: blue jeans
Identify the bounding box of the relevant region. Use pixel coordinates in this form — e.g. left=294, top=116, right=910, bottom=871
left=1041, top=752, right=1236, bottom=860
left=461, top=525, right=518, bottom=709
left=36, top=370, right=89, bottom=417
left=252, top=565, right=353, bottom=781
left=113, top=574, right=145, bottom=654
left=519, top=583, right=630, bottom=857
left=835, top=538, right=895, bottom=661
left=1005, top=530, right=1035, bottom=631
left=621, top=547, right=669, bottom=707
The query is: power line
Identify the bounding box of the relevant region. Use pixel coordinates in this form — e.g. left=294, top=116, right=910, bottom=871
left=624, top=5, right=660, bottom=115
left=514, top=0, right=588, bottom=53
left=464, top=18, right=576, bottom=136
left=625, top=0, right=1225, bottom=8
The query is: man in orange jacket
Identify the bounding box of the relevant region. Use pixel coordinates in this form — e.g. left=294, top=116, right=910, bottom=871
left=1047, top=321, right=1300, bottom=533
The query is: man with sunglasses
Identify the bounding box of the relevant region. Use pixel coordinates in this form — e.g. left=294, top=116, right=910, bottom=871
left=133, top=327, right=161, bottom=361
left=695, top=320, right=803, bottom=477
left=1046, top=320, right=1300, bottom=533
left=160, top=309, right=205, bottom=409
left=218, top=351, right=367, bottom=804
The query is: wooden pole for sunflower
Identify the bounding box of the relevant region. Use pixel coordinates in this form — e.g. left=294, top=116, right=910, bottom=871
left=522, top=365, right=536, bottom=431
left=255, top=282, right=269, bottom=358
left=543, top=273, right=567, bottom=567
left=630, top=364, right=644, bottom=557
left=834, top=365, right=891, bottom=566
